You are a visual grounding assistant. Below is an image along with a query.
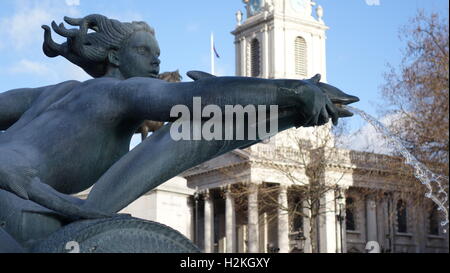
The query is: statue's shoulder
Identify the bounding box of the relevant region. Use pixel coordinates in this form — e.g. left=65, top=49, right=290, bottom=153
left=68, top=77, right=164, bottom=94
left=36, top=78, right=120, bottom=99
left=72, top=77, right=122, bottom=91
left=78, top=77, right=119, bottom=86
left=35, top=80, right=81, bottom=97
left=33, top=80, right=80, bottom=91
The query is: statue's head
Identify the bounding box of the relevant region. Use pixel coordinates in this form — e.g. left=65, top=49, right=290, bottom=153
left=42, top=14, right=160, bottom=79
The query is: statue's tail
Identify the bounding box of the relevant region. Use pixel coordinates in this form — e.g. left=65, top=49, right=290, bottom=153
left=27, top=178, right=114, bottom=220
left=0, top=227, right=24, bottom=253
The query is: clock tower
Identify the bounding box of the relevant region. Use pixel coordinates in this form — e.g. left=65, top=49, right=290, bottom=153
left=232, top=0, right=334, bottom=148
left=232, top=1, right=337, bottom=254
left=232, top=0, right=328, bottom=81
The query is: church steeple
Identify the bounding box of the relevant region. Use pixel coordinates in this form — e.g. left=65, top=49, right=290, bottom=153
left=233, top=0, right=328, bottom=81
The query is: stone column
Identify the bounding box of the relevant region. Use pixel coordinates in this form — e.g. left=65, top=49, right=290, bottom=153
left=204, top=190, right=214, bottom=253
left=235, top=38, right=241, bottom=76
left=318, top=190, right=338, bottom=253
left=302, top=200, right=312, bottom=253
left=247, top=183, right=259, bottom=253
left=240, top=37, right=247, bottom=76
left=366, top=197, right=378, bottom=243
left=278, top=185, right=289, bottom=253
left=259, top=212, right=268, bottom=253
left=262, top=25, right=269, bottom=78
left=380, top=196, right=390, bottom=251
left=237, top=224, right=247, bottom=253
left=188, top=196, right=195, bottom=242
left=225, top=187, right=236, bottom=253
left=413, top=204, right=425, bottom=253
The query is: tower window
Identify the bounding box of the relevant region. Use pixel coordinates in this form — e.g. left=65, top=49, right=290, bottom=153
left=250, top=38, right=260, bottom=77
left=396, top=200, right=408, bottom=233
left=295, top=37, right=307, bottom=77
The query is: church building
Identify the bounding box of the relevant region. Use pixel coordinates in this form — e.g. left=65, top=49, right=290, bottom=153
left=78, top=0, right=449, bottom=253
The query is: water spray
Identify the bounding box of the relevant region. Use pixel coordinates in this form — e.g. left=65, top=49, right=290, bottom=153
left=345, top=105, right=449, bottom=232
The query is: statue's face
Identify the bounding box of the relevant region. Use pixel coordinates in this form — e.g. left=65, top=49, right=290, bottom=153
left=118, top=30, right=161, bottom=79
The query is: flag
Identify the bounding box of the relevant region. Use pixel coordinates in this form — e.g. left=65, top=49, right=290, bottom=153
left=213, top=44, right=220, bottom=58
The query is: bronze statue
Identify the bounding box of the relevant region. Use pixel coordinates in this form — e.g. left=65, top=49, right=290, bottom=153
left=0, top=14, right=358, bottom=252
left=136, top=70, right=182, bottom=141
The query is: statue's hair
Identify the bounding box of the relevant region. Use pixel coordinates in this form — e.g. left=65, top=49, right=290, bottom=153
left=42, top=14, right=155, bottom=78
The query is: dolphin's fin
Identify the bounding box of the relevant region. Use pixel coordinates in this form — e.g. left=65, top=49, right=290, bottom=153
left=28, top=178, right=113, bottom=220
left=310, top=74, right=321, bottom=83
left=7, top=181, right=29, bottom=200
left=187, top=71, right=216, bottom=81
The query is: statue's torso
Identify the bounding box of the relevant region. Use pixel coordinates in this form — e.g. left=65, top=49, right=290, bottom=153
left=0, top=78, right=141, bottom=194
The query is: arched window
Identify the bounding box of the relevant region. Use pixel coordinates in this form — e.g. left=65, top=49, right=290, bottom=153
left=396, top=200, right=408, bottom=233
left=250, top=38, right=260, bottom=77
left=429, top=204, right=440, bottom=235
left=295, top=36, right=307, bottom=77
left=345, top=197, right=356, bottom=231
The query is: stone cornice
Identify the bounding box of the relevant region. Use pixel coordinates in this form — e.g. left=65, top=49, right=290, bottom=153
left=232, top=12, right=275, bottom=36
left=183, top=161, right=251, bottom=179
left=232, top=11, right=329, bottom=37
left=184, top=145, right=419, bottom=182
left=271, top=13, right=329, bottom=31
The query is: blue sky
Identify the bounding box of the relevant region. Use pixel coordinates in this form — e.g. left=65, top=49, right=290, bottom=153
left=0, top=0, right=448, bottom=135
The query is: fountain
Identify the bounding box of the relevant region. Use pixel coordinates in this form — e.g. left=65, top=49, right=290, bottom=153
left=345, top=105, right=449, bottom=231
left=0, top=14, right=360, bottom=253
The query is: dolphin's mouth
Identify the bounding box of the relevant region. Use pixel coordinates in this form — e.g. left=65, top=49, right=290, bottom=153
left=317, top=82, right=360, bottom=118
left=330, top=96, right=360, bottom=117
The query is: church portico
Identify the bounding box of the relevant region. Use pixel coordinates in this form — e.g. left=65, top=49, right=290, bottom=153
left=186, top=175, right=296, bottom=253
left=89, top=142, right=448, bottom=253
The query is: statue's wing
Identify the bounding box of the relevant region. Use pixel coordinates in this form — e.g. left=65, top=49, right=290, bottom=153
left=186, top=70, right=216, bottom=81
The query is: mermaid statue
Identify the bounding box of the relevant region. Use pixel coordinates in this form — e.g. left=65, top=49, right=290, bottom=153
left=0, top=14, right=358, bottom=253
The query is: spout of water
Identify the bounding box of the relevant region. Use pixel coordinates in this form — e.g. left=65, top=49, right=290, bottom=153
left=344, top=105, right=449, bottom=229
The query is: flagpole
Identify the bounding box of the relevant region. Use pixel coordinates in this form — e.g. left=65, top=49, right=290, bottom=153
left=210, top=32, right=215, bottom=75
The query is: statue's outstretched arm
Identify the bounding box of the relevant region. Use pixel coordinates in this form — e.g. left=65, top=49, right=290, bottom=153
left=0, top=87, right=45, bottom=130
left=82, top=75, right=358, bottom=216
left=113, top=76, right=339, bottom=128
left=83, top=107, right=299, bottom=214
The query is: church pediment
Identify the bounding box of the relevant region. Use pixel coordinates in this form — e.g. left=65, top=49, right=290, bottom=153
left=182, top=149, right=250, bottom=178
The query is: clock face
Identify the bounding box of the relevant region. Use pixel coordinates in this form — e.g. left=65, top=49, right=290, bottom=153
left=291, top=0, right=310, bottom=12
left=249, top=0, right=263, bottom=15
